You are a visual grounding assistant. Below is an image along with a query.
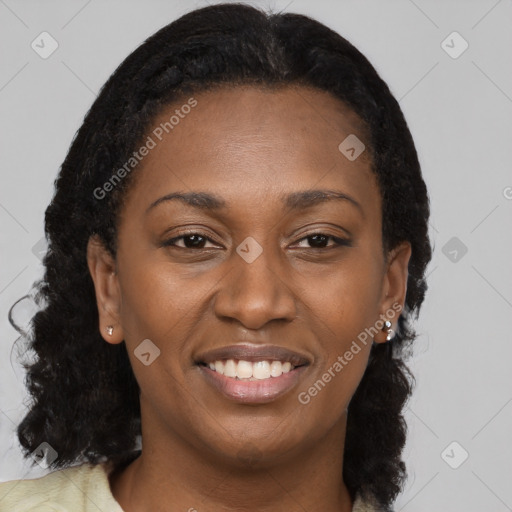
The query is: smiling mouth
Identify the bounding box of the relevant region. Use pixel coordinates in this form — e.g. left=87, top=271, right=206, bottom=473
left=194, top=343, right=311, bottom=402
left=197, top=361, right=309, bottom=403
left=197, top=359, right=307, bottom=381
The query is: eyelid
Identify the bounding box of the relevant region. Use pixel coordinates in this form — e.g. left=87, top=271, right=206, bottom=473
left=162, top=230, right=223, bottom=248
left=287, top=222, right=352, bottom=244
left=290, top=233, right=352, bottom=249
left=291, top=222, right=353, bottom=239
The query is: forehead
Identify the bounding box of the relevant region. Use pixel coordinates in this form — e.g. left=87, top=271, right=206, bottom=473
left=122, top=85, right=378, bottom=217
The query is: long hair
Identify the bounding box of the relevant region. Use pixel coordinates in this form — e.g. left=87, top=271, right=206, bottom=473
left=8, top=3, right=431, bottom=508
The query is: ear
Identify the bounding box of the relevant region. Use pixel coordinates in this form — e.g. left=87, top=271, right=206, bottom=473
left=86, top=234, right=124, bottom=345
left=373, top=241, right=412, bottom=344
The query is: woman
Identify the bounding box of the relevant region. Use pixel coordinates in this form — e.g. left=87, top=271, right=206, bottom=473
left=0, top=3, right=431, bottom=511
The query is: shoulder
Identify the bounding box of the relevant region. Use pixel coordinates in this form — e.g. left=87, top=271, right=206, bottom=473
left=0, top=461, right=124, bottom=512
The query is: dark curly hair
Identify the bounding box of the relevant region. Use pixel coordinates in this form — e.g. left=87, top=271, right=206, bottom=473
left=8, top=3, right=431, bottom=509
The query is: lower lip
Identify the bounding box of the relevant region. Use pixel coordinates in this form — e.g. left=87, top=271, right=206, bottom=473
left=198, top=365, right=308, bottom=404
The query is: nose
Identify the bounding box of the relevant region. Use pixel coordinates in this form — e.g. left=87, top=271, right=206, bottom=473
left=213, top=243, right=297, bottom=330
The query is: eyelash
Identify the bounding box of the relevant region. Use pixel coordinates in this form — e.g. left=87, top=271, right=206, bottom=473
left=161, top=231, right=352, bottom=251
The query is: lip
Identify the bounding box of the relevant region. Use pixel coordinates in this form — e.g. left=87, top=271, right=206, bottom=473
left=198, top=364, right=309, bottom=404
left=194, top=343, right=312, bottom=404
left=194, top=343, right=311, bottom=367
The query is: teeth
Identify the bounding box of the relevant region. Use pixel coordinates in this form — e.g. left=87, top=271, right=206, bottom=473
left=214, top=360, right=224, bottom=375
left=270, top=360, right=282, bottom=377
left=237, top=360, right=253, bottom=379
left=224, top=359, right=237, bottom=378
left=206, top=359, right=295, bottom=380
left=253, top=361, right=271, bottom=380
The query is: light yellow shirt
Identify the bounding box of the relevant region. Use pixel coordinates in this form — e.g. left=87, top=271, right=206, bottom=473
left=0, top=462, right=383, bottom=511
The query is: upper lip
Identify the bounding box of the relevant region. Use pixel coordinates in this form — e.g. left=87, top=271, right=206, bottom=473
left=195, top=343, right=311, bottom=367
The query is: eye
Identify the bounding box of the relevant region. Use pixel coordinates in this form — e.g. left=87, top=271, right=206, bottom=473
left=161, top=231, right=352, bottom=251
left=162, top=232, right=220, bottom=249
left=292, top=233, right=352, bottom=249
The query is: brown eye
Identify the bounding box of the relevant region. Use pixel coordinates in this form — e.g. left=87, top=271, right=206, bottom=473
left=162, top=233, right=218, bottom=249
left=181, top=234, right=207, bottom=248
left=306, top=234, right=330, bottom=248
left=294, top=233, right=352, bottom=249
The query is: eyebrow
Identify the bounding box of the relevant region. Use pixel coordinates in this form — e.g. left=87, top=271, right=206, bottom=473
left=146, top=192, right=227, bottom=213
left=283, top=189, right=363, bottom=214
left=145, top=189, right=363, bottom=216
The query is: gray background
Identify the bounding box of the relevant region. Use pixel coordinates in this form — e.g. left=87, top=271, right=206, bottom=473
left=1, top=0, right=511, bottom=510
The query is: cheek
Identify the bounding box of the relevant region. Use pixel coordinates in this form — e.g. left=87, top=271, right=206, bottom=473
left=115, top=258, right=201, bottom=422
left=299, top=257, right=382, bottom=341
left=296, top=296, right=372, bottom=426
left=116, top=256, right=203, bottom=341
left=293, top=255, right=381, bottom=413
left=295, top=334, right=371, bottom=439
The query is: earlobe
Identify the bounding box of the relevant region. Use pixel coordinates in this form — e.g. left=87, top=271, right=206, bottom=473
left=374, top=241, right=412, bottom=343
left=86, top=234, right=124, bottom=344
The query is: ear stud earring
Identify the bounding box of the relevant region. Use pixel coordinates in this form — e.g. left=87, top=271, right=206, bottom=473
left=106, top=326, right=114, bottom=336
left=383, top=320, right=394, bottom=341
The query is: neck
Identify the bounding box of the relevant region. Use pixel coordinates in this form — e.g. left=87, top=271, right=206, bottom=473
left=110, top=411, right=353, bottom=512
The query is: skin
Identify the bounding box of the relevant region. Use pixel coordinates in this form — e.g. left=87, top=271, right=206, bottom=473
left=87, top=85, right=411, bottom=512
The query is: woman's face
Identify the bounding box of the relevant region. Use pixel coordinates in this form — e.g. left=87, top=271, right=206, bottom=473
left=88, top=85, right=411, bottom=466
